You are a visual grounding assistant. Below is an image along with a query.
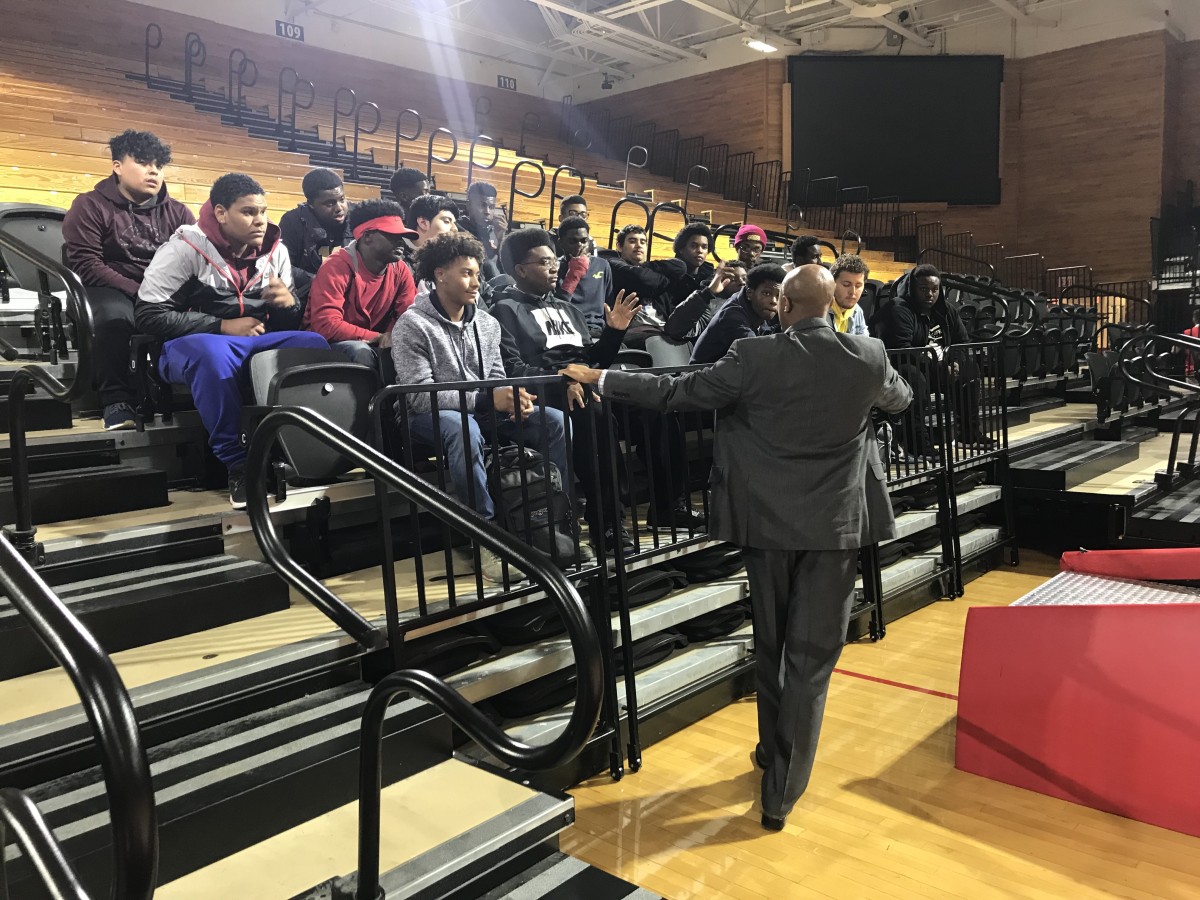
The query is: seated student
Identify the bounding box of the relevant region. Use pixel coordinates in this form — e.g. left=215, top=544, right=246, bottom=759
left=556, top=215, right=613, bottom=338
left=63, top=129, right=195, bottom=431
left=555, top=194, right=595, bottom=254
left=873, top=263, right=996, bottom=454
left=790, top=234, right=824, bottom=269
left=608, top=225, right=686, bottom=315
left=392, top=232, right=586, bottom=580
left=491, top=228, right=643, bottom=549
left=733, top=224, right=767, bottom=268
left=404, top=193, right=459, bottom=258
left=828, top=254, right=870, bottom=336
left=389, top=167, right=431, bottom=220
left=674, top=223, right=716, bottom=293
left=458, top=181, right=508, bottom=280
left=277, top=168, right=351, bottom=302
left=136, top=173, right=329, bottom=508
left=304, top=199, right=417, bottom=377
left=661, top=259, right=746, bottom=345
left=690, top=263, right=785, bottom=365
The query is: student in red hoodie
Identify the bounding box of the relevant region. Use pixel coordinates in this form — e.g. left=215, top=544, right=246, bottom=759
left=135, top=173, right=329, bottom=508
left=303, top=199, right=417, bottom=380
left=63, top=130, right=195, bottom=431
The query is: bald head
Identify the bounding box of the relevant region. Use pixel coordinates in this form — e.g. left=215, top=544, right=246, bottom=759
left=779, top=264, right=834, bottom=329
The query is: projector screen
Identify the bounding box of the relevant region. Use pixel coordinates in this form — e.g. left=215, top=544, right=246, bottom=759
left=788, top=55, right=1004, bottom=205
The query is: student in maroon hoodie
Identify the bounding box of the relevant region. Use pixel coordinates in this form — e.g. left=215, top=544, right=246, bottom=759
left=303, top=199, right=417, bottom=381
left=63, top=130, right=195, bottom=430
left=136, top=173, right=328, bottom=508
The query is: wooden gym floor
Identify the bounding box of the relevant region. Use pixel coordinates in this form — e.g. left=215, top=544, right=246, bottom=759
left=562, top=553, right=1200, bottom=899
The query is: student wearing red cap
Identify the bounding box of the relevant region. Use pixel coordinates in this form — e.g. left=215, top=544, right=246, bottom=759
left=304, top=199, right=418, bottom=378
left=733, top=224, right=768, bottom=268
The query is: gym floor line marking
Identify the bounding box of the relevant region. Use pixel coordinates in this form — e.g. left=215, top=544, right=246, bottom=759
left=834, top=668, right=958, bottom=701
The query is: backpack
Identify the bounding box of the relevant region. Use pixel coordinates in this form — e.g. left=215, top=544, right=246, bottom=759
left=486, top=444, right=576, bottom=563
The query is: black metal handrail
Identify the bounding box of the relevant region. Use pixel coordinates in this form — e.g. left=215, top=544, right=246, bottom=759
left=518, top=111, right=540, bottom=156
left=682, top=164, right=708, bottom=215
left=607, top=196, right=650, bottom=250
left=277, top=67, right=315, bottom=151
left=1, top=787, right=88, bottom=900
left=182, top=31, right=206, bottom=102
left=0, top=533, right=158, bottom=900
left=392, top=109, right=422, bottom=169
left=508, top=160, right=546, bottom=226
left=472, top=96, right=492, bottom=138
left=549, top=165, right=585, bottom=228
left=330, top=88, right=357, bottom=160
left=623, top=145, right=649, bottom=196
left=1119, top=332, right=1196, bottom=396
left=237, top=408, right=603, bottom=900
left=840, top=230, right=863, bottom=256
left=227, top=49, right=257, bottom=126
left=466, top=134, right=499, bottom=189
left=647, top=202, right=687, bottom=258
left=917, top=246, right=996, bottom=280
left=351, top=101, right=381, bottom=179
left=142, top=23, right=162, bottom=82
left=426, top=126, right=458, bottom=178
left=0, top=231, right=94, bottom=563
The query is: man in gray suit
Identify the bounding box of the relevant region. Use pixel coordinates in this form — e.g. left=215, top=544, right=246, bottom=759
left=562, top=265, right=911, bottom=830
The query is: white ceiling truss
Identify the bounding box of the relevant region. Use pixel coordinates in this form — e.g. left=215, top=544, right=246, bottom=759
left=300, top=0, right=1093, bottom=81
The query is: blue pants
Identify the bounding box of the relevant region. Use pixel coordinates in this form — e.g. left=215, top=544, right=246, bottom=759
left=409, top=408, right=569, bottom=520
left=159, top=331, right=330, bottom=470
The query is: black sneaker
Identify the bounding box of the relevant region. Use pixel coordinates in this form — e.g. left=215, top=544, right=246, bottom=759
left=102, top=402, right=137, bottom=431
left=646, top=503, right=707, bottom=531
left=228, top=469, right=247, bottom=510
left=591, top=523, right=635, bottom=553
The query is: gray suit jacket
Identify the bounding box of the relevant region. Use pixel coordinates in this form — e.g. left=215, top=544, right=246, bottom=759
left=602, top=317, right=912, bottom=551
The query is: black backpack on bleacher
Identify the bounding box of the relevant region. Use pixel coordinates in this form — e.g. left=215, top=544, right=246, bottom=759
left=675, top=600, right=750, bottom=643
left=609, top=566, right=690, bottom=611
left=673, top=544, right=744, bottom=584
left=486, top=445, right=576, bottom=563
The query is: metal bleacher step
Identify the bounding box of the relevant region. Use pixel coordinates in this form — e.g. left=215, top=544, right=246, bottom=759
left=156, top=758, right=590, bottom=900
left=1005, top=397, right=1066, bottom=427
left=4, top=684, right=447, bottom=897
left=0, top=554, right=291, bottom=679
left=1010, top=439, right=1141, bottom=491
left=0, top=389, right=74, bottom=432
left=0, top=463, right=170, bottom=525
left=1126, top=477, right=1200, bottom=545
left=463, top=623, right=756, bottom=765
left=856, top=525, right=1004, bottom=600
left=1156, top=406, right=1200, bottom=433
left=477, top=850, right=660, bottom=900
left=887, top=485, right=1003, bottom=544
left=446, top=579, right=748, bottom=706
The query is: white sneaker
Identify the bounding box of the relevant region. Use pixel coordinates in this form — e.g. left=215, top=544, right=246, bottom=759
left=479, top=546, right=527, bottom=584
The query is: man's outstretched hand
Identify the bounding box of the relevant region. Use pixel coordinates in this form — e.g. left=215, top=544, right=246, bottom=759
left=561, top=363, right=601, bottom=386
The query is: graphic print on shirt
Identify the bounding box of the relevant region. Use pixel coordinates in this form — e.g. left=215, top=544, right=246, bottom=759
left=531, top=306, right=585, bottom=349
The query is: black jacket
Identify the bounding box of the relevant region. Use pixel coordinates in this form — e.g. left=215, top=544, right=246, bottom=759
left=689, top=288, right=778, bottom=365
left=873, top=269, right=969, bottom=352
left=278, top=204, right=351, bottom=299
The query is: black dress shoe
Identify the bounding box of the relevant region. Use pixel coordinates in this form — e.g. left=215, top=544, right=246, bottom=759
left=591, top=523, right=635, bottom=553
left=761, top=813, right=786, bottom=831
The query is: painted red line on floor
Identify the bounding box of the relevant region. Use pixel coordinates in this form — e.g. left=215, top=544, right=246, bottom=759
left=833, top=668, right=958, bottom=701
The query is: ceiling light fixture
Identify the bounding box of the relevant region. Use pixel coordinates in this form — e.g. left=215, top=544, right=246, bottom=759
left=742, top=35, right=778, bottom=53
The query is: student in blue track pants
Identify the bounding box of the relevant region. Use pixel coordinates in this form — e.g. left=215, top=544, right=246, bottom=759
left=136, top=173, right=330, bottom=507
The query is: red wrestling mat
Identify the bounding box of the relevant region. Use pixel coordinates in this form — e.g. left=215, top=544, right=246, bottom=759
left=1060, top=547, right=1200, bottom=581
left=955, top=571, right=1200, bottom=837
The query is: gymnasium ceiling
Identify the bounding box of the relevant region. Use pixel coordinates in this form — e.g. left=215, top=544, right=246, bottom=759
left=293, top=0, right=1095, bottom=81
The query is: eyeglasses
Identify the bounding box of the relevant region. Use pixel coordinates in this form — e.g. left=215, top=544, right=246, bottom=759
left=521, top=257, right=559, bottom=269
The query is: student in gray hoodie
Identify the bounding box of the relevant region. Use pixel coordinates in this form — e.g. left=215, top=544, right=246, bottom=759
left=391, top=233, right=580, bottom=582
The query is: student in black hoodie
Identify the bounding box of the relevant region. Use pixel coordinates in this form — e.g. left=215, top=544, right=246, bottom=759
left=493, top=229, right=705, bottom=537
left=278, top=168, right=351, bottom=302
left=874, top=264, right=996, bottom=454
left=63, top=129, right=195, bottom=431
left=491, top=228, right=641, bottom=549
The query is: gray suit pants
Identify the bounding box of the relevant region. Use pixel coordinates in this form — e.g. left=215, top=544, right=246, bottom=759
left=742, top=546, right=857, bottom=818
